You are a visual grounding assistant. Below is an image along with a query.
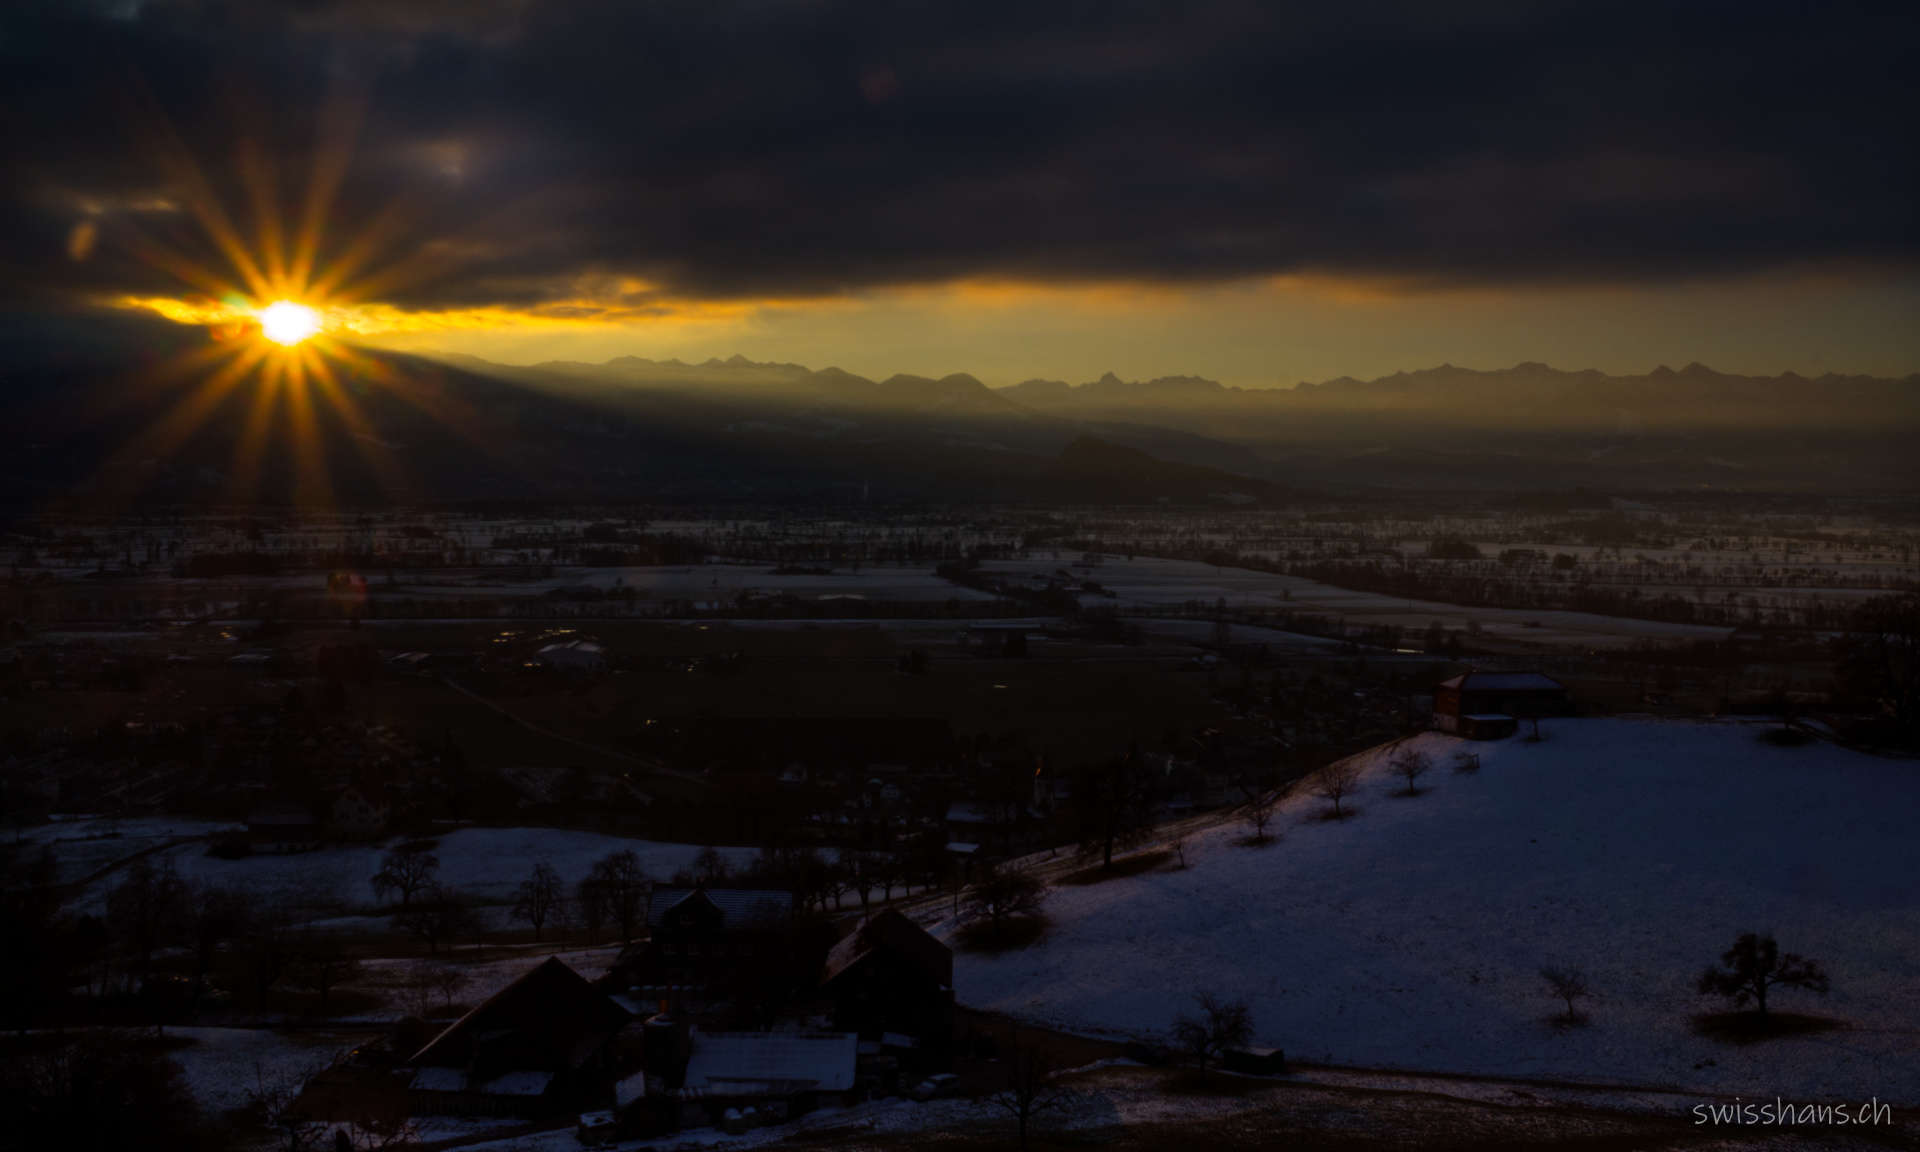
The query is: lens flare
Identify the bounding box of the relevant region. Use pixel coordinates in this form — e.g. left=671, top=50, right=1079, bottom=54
left=259, top=300, right=321, bottom=345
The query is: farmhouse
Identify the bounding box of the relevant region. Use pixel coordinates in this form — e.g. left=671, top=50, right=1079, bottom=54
left=1431, top=670, right=1573, bottom=739
left=406, top=957, right=632, bottom=1118
left=620, top=885, right=796, bottom=986
left=613, top=1019, right=858, bottom=1135
left=326, top=779, right=390, bottom=840
left=819, top=909, right=954, bottom=1055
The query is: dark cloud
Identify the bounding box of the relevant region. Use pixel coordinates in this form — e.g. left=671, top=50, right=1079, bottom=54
left=1, top=0, right=1913, bottom=311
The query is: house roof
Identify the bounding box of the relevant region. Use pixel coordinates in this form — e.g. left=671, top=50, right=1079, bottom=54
left=683, top=1030, right=858, bottom=1093
left=820, top=908, right=953, bottom=991
left=647, top=886, right=793, bottom=930
left=1436, top=671, right=1566, bottom=693
left=409, top=957, right=632, bottom=1070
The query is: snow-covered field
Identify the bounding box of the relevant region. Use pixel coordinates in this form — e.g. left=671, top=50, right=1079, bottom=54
left=9, top=817, right=237, bottom=885
left=944, top=720, right=1920, bottom=1102
left=167, top=1026, right=371, bottom=1114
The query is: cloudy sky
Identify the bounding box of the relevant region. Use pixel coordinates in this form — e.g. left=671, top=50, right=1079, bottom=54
left=4, top=0, right=1915, bottom=385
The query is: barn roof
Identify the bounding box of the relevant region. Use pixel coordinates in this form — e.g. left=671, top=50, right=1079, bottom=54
left=1436, top=671, right=1566, bottom=693
left=409, top=957, right=632, bottom=1070
left=683, top=1030, right=858, bottom=1093
left=647, top=886, right=793, bottom=930
left=820, top=908, right=953, bottom=990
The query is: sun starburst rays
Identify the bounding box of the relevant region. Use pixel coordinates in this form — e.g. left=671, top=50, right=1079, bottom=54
left=81, top=81, right=466, bottom=513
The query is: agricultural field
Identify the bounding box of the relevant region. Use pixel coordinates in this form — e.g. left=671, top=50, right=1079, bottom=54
left=937, top=719, right=1920, bottom=1102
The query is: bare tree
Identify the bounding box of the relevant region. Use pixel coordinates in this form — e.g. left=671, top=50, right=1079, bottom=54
left=1389, top=747, right=1432, bottom=796
left=983, top=1027, right=1074, bottom=1152
left=587, top=850, right=650, bottom=940
left=105, top=855, right=187, bottom=989
left=1310, top=759, right=1363, bottom=818
left=511, top=862, right=564, bottom=942
left=241, top=1054, right=334, bottom=1152
left=1170, top=992, right=1253, bottom=1084
left=398, top=963, right=439, bottom=1019
left=1080, top=751, right=1156, bottom=869
left=1696, top=932, right=1830, bottom=1018
left=292, top=932, right=363, bottom=1017
left=392, top=886, right=477, bottom=956
left=370, top=844, right=439, bottom=909
left=351, top=1092, right=425, bottom=1149
left=1538, top=966, right=1589, bottom=1024
left=838, top=847, right=877, bottom=910
left=691, top=844, right=732, bottom=882
left=0, top=1028, right=203, bottom=1151
left=869, top=851, right=906, bottom=901
left=180, top=879, right=250, bottom=1003
left=575, top=877, right=609, bottom=942
left=963, top=862, right=1049, bottom=929
left=1243, top=793, right=1279, bottom=845
left=412, top=960, right=468, bottom=1016
left=1168, top=835, right=1190, bottom=869
left=236, top=895, right=304, bottom=1011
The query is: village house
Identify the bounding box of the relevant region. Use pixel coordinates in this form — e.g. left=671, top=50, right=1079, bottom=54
left=407, top=957, right=633, bottom=1119
left=326, top=779, right=390, bottom=840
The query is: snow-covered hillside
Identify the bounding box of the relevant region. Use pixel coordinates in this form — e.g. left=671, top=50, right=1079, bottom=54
left=945, top=720, right=1920, bottom=1101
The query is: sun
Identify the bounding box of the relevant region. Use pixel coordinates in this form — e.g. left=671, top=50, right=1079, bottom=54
left=259, top=300, right=321, bottom=346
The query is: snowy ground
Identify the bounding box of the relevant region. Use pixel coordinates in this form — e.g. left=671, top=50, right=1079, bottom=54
left=166, top=1026, right=372, bottom=1114
left=450, top=1061, right=1916, bottom=1152
left=8, top=816, right=238, bottom=885
left=942, top=720, right=1920, bottom=1103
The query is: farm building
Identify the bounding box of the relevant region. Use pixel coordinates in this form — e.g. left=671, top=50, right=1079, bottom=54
left=819, top=909, right=954, bottom=1056
left=406, top=957, right=632, bottom=1118
left=536, top=639, right=608, bottom=670
left=613, top=1021, right=858, bottom=1135
left=1431, top=671, right=1574, bottom=738
left=617, top=885, right=796, bottom=987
